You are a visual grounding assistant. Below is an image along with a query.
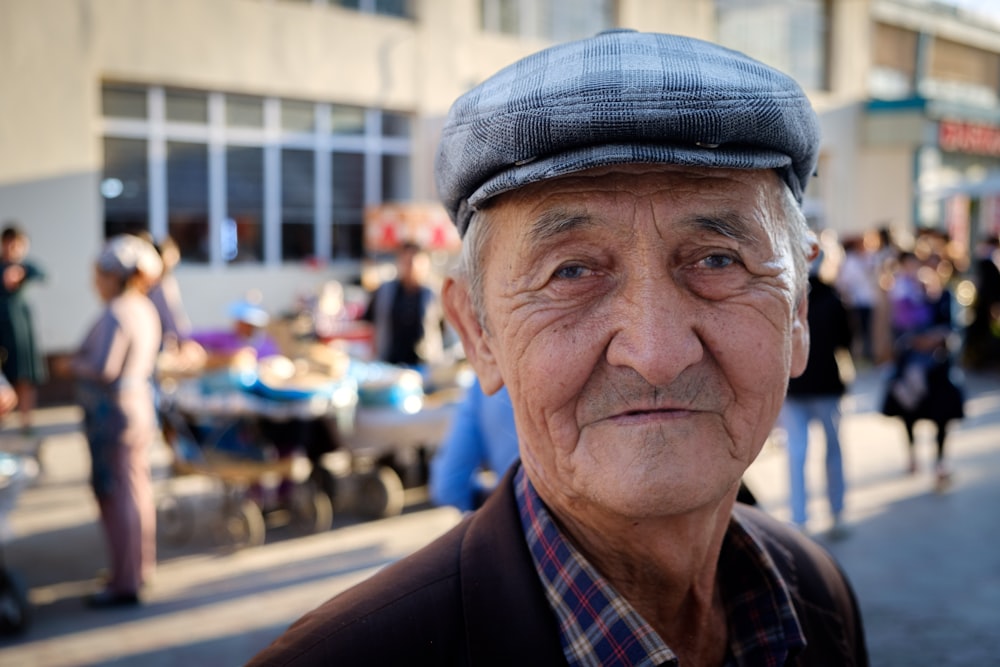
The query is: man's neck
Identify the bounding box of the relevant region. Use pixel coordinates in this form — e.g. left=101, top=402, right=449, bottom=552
left=553, top=493, right=738, bottom=664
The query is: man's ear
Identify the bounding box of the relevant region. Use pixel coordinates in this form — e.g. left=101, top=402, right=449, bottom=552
left=789, top=288, right=810, bottom=378
left=442, top=276, right=504, bottom=394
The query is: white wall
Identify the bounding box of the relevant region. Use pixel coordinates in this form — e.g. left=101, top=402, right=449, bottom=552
left=857, top=146, right=916, bottom=237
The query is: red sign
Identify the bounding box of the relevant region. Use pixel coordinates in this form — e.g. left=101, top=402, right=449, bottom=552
left=939, top=119, right=1000, bottom=156
left=363, top=202, right=461, bottom=253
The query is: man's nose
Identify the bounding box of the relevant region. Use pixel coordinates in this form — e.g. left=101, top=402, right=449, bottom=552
left=604, top=275, right=704, bottom=387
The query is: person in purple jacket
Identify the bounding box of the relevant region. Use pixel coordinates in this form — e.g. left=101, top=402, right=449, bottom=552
left=190, top=298, right=279, bottom=370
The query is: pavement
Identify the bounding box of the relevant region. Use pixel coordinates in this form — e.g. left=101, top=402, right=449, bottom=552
left=0, top=365, right=997, bottom=666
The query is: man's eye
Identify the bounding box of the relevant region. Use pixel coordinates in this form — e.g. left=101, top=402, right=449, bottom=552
left=553, top=264, right=589, bottom=280
left=701, top=254, right=735, bottom=269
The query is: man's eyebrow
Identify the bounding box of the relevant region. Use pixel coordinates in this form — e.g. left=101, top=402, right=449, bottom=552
left=682, top=213, right=757, bottom=244
left=527, top=209, right=597, bottom=244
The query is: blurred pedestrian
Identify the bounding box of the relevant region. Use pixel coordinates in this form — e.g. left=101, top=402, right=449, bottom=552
left=145, top=235, right=191, bottom=349
left=963, top=235, right=1000, bottom=371
left=142, top=234, right=205, bottom=376
left=65, top=234, right=163, bottom=607
left=836, top=234, right=878, bottom=365
left=881, top=251, right=964, bottom=490
left=779, top=253, right=853, bottom=537
left=867, top=227, right=900, bottom=364
left=190, top=296, right=279, bottom=370
left=0, top=223, right=47, bottom=434
left=429, top=377, right=519, bottom=511
left=361, top=242, right=445, bottom=370
left=0, top=371, right=18, bottom=416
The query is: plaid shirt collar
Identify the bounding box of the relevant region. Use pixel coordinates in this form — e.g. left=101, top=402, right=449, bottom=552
left=514, top=467, right=806, bottom=667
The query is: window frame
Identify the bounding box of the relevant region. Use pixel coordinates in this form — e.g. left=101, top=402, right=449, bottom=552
left=100, top=84, right=414, bottom=267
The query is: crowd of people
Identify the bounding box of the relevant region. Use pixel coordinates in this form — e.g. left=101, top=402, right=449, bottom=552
left=765, top=224, right=992, bottom=537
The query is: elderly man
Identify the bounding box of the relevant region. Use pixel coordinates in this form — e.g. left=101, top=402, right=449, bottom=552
left=248, top=30, right=868, bottom=666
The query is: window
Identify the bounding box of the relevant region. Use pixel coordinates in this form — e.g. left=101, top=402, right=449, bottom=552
left=332, top=104, right=366, bottom=135
left=332, top=152, right=364, bottom=258
left=480, top=0, right=614, bottom=41
left=870, top=23, right=919, bottom=100
left=102, top=137, right=149, bottom=238
left=167, top=141, right=210, bottom=263
left=225, top=146, right=264, bottom=263
left=382, top=154, right=411, bottom=201
left=382, top=111, right=411, bottom=138
left=102, top=84, right=147, bottom=119
left=330, top=0, right=412, bottom=18
left=166, top=89, right=209, bottom=123
left=282, top=99, right=316, bottom=133
left=715, top=0, right=831, bottom=91
left=227, top=94, right=265, bottom=128
left=923, top=37, right=1000, bottom=107
left=100, top=85, right=413, bottom=266
left=282, top=149, right=316, bottom=260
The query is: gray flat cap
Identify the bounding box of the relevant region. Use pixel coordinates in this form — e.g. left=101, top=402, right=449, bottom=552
left=435, top=29, right=820, bottom=236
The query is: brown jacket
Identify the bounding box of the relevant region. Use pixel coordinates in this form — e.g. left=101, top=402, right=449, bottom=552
left=248, top=467, right=868, bottom=666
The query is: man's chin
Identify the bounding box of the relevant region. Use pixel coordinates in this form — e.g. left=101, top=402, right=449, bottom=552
left=581, top=470, right=738, bottom=520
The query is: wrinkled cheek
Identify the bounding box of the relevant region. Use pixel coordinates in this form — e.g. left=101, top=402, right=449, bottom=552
left=718, top=355, right=789, bottom=458
left=734, top=383, right=786, bottom=458
left=511, top=369, right=589, bottom=486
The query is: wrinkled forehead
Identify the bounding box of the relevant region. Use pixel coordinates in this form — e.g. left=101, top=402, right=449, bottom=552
left=485, top=165, right=786, bottom=236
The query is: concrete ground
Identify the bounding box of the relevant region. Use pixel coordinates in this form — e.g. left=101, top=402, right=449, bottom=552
left=0, top=365, right=997, bottom=666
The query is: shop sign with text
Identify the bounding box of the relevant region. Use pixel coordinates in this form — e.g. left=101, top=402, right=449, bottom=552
left=939, top=119, right=1000, bottom=156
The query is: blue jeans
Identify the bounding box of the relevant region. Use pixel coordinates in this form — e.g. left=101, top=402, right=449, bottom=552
left=778, top=396, right=845, bottom=526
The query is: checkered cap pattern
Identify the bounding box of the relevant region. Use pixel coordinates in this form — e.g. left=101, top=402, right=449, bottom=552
left=435, top=29, right=820, bottom=235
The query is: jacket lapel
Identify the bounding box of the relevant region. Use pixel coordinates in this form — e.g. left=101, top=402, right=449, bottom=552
left=459, top=466, right=567, bottom=665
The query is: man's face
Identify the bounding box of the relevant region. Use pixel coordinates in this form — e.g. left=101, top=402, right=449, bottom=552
left=447, top=164, right=810, bottom=522
left=397, top=247, right=429, bottom=286
left=2, top=237, right=27, bottom=263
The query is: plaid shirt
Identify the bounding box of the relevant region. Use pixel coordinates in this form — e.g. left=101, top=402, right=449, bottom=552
left=515, top=468, right=806, bottom=666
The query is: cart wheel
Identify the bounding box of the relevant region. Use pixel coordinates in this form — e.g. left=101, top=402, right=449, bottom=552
left=217, top=498, right=266, bottom=549
left=0, top=569, right=31, bottom=636
left=356, top=466, right=405, bottom=519
left=309, top=465, right=337, bottom=507
left=156, top=494, right=195, bottom=546
left=290, top=482, right=333, bottom=534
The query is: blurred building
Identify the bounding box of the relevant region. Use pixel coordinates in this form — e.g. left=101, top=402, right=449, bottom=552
left=719, top=0, right=1000, bottom=269
left=1, top=0, right=999, bottom=365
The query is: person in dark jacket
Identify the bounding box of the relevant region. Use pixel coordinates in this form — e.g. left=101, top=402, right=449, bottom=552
left=249, top=30, right=868, bottom=666
left=963, top=235, right=1000, bottom=370
left=361, top=241, right=445, bottom=369
left=0, top=223, right=47, bottom=434
left=779, top=254, right=854, bottom=536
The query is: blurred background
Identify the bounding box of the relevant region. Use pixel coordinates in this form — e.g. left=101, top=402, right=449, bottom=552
left=2, top=0, right=1000, bottom=383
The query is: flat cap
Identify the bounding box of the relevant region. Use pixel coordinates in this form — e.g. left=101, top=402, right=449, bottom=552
left=435, top=29, right=820, bottom=236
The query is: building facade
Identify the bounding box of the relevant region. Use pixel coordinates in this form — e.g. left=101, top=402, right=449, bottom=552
left=0, top=0, right=712, bottom=355
left=2, top=0, right=999, bottom=363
